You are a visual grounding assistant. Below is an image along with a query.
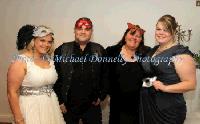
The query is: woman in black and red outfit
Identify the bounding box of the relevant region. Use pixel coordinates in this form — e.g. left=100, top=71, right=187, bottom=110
left=106, top=23, right=150, bottom=124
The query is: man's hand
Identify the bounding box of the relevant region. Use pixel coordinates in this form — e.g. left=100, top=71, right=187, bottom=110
left=60, top=103, right=67, bottom=113
left=92, top=98, right=100, bottom=106
left=100, top=95, right=110, bottom=109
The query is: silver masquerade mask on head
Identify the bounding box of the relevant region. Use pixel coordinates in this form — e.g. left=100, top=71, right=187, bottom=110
left=33, top=25, right=54, bottom=37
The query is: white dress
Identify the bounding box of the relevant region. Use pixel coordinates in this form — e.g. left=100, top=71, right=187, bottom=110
left=18, top=55, right=65, bottom=124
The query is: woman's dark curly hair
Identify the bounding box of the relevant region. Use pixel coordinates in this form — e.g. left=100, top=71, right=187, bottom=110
left=117, top=28, right=144, bottom=46
left=116, top=27, right=151, bottom=55
left=16, top=24, right=35, bottom=50
left=117, top=28, right=145, bottom=52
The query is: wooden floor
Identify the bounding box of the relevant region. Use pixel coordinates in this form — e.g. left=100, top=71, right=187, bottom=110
left=0, top=123, right=12, bottom=124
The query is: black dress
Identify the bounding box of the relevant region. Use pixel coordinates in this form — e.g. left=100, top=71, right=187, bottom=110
left=140, top=45, right=193, bottom=124
left=106, top=45, right=144, bottom=124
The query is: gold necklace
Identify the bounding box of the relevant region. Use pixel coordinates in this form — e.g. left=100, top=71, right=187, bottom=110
left=155, top=42, right=176, bottom=55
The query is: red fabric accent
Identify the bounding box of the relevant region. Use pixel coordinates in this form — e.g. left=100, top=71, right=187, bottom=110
left=127, top=22, right=145, bottom=34
left=75, top=19, right=92, bottom=29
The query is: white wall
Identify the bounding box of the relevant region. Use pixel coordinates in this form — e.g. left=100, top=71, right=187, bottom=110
left=0, top=0, right=200, bottom=122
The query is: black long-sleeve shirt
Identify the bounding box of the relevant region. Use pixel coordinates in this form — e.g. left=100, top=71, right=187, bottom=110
left=53, top=41, right=109, bottom=106
left=70, top=42, right=96, bottom=101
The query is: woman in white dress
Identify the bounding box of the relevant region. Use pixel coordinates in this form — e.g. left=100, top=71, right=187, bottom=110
left=7, top=25, right=65, bottom=124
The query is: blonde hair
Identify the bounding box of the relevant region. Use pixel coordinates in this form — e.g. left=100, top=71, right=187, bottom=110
left=24, top=26, right=55, bottom=55
left=157, top=15, right=178, bottom=36
left=46, top=36, right=55, bottom=55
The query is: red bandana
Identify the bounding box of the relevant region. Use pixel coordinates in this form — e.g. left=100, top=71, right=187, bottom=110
left=127, top=23, right=145, bottom=34
left=75, top=19, right=92, bottom=29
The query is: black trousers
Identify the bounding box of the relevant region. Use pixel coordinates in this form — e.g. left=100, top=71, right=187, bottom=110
left=63, top=105, right=102, bottom=124
left=109, top=111, right=139, bottom=124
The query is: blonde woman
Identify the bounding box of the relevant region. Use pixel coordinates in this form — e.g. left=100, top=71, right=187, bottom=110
left=140, top=15, right=196, bottom=124
left=7, top=25, right=65, bottom=124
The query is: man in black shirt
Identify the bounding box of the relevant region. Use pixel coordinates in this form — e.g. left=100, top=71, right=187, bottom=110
left=53, top=17, right=108, bottom=124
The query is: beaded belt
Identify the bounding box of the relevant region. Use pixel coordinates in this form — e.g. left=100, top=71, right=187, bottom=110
left=20, top=84, right=54, bottom=96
